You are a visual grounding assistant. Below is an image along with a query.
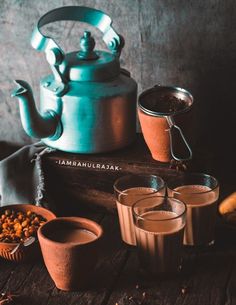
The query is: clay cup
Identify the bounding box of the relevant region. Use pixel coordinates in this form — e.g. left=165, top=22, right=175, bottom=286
left=138, top=85, right=193, bottom=162
left=38, top=217, right=103, bottom=291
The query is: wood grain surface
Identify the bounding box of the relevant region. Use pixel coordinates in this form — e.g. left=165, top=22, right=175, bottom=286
left=0, top=139, right=235, bottom=305
left=42, top=135, right=179, bottom=212
left=0, top=211, right=236, bottom=305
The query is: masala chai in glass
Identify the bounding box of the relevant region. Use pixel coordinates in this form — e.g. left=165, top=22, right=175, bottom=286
left=167, top=173, right=219, bottom=246
left=113, top=174, right=165, bottom=246
left=133, top=196, right=186, bottom=275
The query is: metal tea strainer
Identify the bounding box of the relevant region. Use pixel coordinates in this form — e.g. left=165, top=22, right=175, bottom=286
left=138, top=85, right=193, bottom=162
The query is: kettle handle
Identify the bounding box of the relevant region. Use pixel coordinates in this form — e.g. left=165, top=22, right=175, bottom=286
left=31, top=6, right=124, bottom=62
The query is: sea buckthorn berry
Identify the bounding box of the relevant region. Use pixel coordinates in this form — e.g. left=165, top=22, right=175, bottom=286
left=5, top=210, right=11, bottom=216
left=18, top=215, right=23, bottom=221
left=2, top=223, right=8, bottom=230
left=22, top=220, right=29, bottom=228
left=0, top=209, right=46, bottom=243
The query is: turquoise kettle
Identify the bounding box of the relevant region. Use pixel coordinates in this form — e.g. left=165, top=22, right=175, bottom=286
left=12, top=6, right=137, bottom=153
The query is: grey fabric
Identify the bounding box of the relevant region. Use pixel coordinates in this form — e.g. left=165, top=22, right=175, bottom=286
left=0, top=142, right=55, bottom=208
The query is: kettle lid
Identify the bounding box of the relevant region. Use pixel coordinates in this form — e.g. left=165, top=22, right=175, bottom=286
left=59, top=31, right=120, bottom=81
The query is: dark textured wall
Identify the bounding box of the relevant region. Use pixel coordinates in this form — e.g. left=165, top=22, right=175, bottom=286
left=0, top=0, right=235, bottom=157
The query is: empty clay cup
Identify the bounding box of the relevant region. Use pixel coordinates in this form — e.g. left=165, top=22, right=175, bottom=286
left=138, top=85, right=193, bottom=163
left=38, top=217, right=103, bottom=291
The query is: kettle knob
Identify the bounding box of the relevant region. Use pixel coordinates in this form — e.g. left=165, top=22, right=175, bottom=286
left=77, top=31, right=99, bottom=60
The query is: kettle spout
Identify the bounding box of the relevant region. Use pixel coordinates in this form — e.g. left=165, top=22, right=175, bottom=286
left=12, top=80, right=61, bottom=140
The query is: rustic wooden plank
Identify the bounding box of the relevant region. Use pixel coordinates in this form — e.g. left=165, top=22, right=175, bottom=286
left=10, top=260, right=55, bottom=305
left=221, top=257, right=236, bottom=305
left=0, top=260, right=19, bottom=291
left=0, top=214, right=235, bottom=305
left=0, top=260, right=35, bottom=293
left=108, top=226, right=236, bottom=305
left=174, top=248, right=235, bottom=305
left=0, top=179, right=235, bottom=305
left=43, top=135, right=179, bottom=212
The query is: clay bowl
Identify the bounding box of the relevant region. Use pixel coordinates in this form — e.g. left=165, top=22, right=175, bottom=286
left=0, top=204, right=56, bottom=262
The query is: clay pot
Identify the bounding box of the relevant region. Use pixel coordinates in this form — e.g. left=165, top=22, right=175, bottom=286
left=38, top=217, right=103, bottom=291
left=138, top=109, right=170, bottom=162
left=138, top=86, right=193, bottom=163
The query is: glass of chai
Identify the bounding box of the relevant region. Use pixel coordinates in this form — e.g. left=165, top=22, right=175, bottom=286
left=132, top=196, right=186, bottom=275
left=167, top=173, right=219, bottom=246
left=113, top=174, right=166, bottom=246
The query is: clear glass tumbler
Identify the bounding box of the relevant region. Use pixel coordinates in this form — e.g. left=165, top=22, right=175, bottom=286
left=113, top=174, right=165, bottom=246
left=167, top=173, right=219, bottom=246
left=133, top=196, right=186, bottom=275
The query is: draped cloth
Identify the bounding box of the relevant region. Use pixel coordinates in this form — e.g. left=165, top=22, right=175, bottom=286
left=0, top=142, right=55, bottom=209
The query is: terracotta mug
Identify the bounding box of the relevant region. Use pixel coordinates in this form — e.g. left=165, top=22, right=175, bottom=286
left=38, top=217, right=103, bottom=291
left=138, top=85, right=193, bottom=163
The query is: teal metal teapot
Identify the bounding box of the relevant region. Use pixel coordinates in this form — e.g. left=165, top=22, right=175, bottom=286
left=12, top=6, right=137, bottom=153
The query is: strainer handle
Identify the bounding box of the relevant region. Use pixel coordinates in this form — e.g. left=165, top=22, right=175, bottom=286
left=166, top=116, right=193, bottom=161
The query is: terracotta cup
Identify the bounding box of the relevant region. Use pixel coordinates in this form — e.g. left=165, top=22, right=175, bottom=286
left=138, top=110, right=170, bottom=162
left=38, top=217, right=103, bottom=291
left=138, top=85, right=193, bottom=163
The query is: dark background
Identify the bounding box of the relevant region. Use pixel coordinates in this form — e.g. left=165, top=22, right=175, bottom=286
left=0, top=0, right=236, bottom=161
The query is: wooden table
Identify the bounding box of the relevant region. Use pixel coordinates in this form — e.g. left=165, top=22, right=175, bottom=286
left=0, top=207, right=236, bottom=305
left=0, top=140, right=236, bottom=305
